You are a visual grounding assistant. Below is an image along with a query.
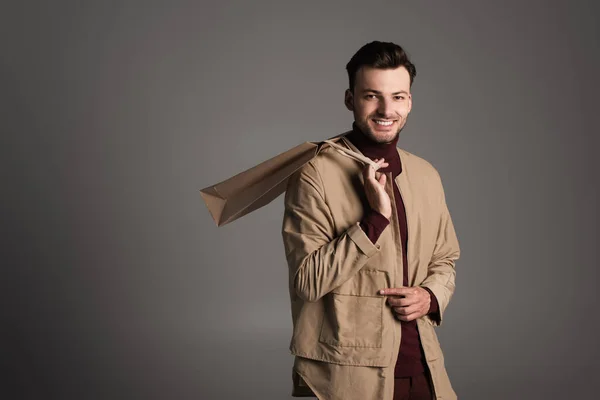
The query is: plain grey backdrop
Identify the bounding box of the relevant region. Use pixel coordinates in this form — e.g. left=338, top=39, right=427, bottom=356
left=2, top=0, right=599, bottom=399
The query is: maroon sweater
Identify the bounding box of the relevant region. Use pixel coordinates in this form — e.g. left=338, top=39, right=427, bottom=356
left=345, top=126, right=440, bottom=378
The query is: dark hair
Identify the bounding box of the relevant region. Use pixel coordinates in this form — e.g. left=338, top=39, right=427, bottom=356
left=346, top=41, right=417, bottom=91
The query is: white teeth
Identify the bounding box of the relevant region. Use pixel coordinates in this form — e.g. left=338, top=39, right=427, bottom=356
left=374, top=120, right=393, bottom=126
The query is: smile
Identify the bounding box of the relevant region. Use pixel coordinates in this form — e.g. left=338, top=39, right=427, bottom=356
left=373, top=120, right=395, bottom=126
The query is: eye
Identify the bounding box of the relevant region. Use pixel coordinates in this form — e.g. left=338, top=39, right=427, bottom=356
left=394, top=95, right=406, bottom=101
left=365, top=94, right=377, bottom=100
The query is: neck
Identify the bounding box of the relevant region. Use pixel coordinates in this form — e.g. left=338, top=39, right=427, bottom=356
left=345, top=123, right=402, bottom=176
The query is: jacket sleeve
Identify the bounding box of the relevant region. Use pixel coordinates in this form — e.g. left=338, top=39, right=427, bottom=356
left=360, top=210, right=390, bottom=244
left=282, top=160, right=382, bottom=303
left=420, top=175, right=460, bottom=326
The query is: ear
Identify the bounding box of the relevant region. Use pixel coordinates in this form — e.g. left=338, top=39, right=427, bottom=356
left=407, top=93, right=413, bottom=114
left=344, top=89, right=354, bottom=111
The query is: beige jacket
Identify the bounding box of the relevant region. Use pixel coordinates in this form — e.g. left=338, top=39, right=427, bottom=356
left=281, top=134, right=460, bottom=400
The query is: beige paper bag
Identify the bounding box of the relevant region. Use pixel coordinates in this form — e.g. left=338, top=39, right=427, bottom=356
left=200, top=133, right=377, bottom=227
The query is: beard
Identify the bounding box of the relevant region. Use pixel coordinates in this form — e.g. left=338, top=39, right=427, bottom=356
left=354, top=113, right=408, bottom=144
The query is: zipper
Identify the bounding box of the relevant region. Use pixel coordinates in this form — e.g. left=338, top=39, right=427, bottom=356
left=386, top=170, right=405, bottom=364
left=394, top=175, right=409, bottom=286
left=397, top=171, right=437, bottom=395
left=386, top=171, right=402, bottom=288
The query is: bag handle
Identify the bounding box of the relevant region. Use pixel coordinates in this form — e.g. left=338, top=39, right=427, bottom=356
left=322, top=139, right=381, bottom=170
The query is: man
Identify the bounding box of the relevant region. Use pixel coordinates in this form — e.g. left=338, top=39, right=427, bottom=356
left=282, top=41, right=460, bottom=400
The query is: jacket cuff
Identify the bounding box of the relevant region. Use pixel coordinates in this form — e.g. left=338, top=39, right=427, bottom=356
left=422, top=286, right=440, bottom=323
left=359, top=210, right=390, bottom=244
left=348, top=222, right=380, bottom=257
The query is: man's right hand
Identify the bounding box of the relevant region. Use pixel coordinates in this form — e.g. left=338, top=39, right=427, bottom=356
left=362, top=158, right=392, bottom=220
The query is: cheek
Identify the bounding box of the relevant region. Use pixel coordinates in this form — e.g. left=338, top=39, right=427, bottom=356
left=356, top=103, right=377, bottom=117
left=397, top=104, right=411, bottom=117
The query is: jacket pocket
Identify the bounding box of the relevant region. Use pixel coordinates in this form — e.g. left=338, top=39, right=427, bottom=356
left=318, top=269, right=389, bottom=348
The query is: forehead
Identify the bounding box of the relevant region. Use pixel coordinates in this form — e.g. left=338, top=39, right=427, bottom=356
left=354, top=66, right=411, bottom=92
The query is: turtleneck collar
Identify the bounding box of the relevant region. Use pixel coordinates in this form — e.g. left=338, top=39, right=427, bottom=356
left=345, top=122, right=402, bottom=177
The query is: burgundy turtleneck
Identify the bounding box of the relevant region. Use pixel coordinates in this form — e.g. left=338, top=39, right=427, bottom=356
left=345, top=124, right=440, bottom=378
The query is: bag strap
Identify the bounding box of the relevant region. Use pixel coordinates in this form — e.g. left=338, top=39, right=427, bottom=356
left=322, top=139, right=380, bottom=170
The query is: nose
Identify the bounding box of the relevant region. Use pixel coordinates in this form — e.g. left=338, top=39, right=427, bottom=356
left=376, top=98, right=394, bottom=118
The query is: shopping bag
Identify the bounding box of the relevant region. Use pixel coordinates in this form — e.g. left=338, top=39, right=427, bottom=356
left=200, top=133, right=378, bottom=227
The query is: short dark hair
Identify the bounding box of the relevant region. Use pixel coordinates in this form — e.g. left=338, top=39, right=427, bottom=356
left=346, top=41, right=417, bottom=91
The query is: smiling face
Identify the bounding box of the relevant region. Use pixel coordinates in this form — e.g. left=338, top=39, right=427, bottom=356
left=344, top=66, right=413, bottom=144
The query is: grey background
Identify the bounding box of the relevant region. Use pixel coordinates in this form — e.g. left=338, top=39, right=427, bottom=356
left=2, top=0, right=598, bottom=399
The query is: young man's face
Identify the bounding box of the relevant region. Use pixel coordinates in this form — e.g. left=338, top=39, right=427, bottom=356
left=345, top=66, right=412, bottom=144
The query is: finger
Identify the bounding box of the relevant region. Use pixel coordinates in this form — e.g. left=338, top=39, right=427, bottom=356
left=386, top=297, right=400, bottom=307
left=392, top=303, right=418, bottom=316
left=395, top=314, right=412, bottom=322
left=394, top=311, right=422, bottom=322
left=375, top=158, right=389, bottom=174
left=393, top=310, right=411, bottom=321
left=387, top=297, right=409, bottom=307
left=401, top=304, right=421, bottom=315
left=380, top=287, right=416, bottom=296
left=393, top=306, right=412, bottom=316
left=401, top=295, right=420, bottom=305
left=378, top=173, right=387, bottom=186
left=387, top=296, right=416, bottom=307
left=371, top=158, right=386, bottom=172
left=392, top=307, right=425, bottom=321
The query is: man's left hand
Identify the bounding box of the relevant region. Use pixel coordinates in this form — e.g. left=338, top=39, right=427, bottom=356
left=379, top=287, right=431, bottom=322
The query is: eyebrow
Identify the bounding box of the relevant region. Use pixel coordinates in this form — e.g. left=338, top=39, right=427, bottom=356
left=362, top=89, right=409, bottom=95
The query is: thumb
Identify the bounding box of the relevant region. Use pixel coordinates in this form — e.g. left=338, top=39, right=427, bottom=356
left=378, top=173, right=387, bottom=187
